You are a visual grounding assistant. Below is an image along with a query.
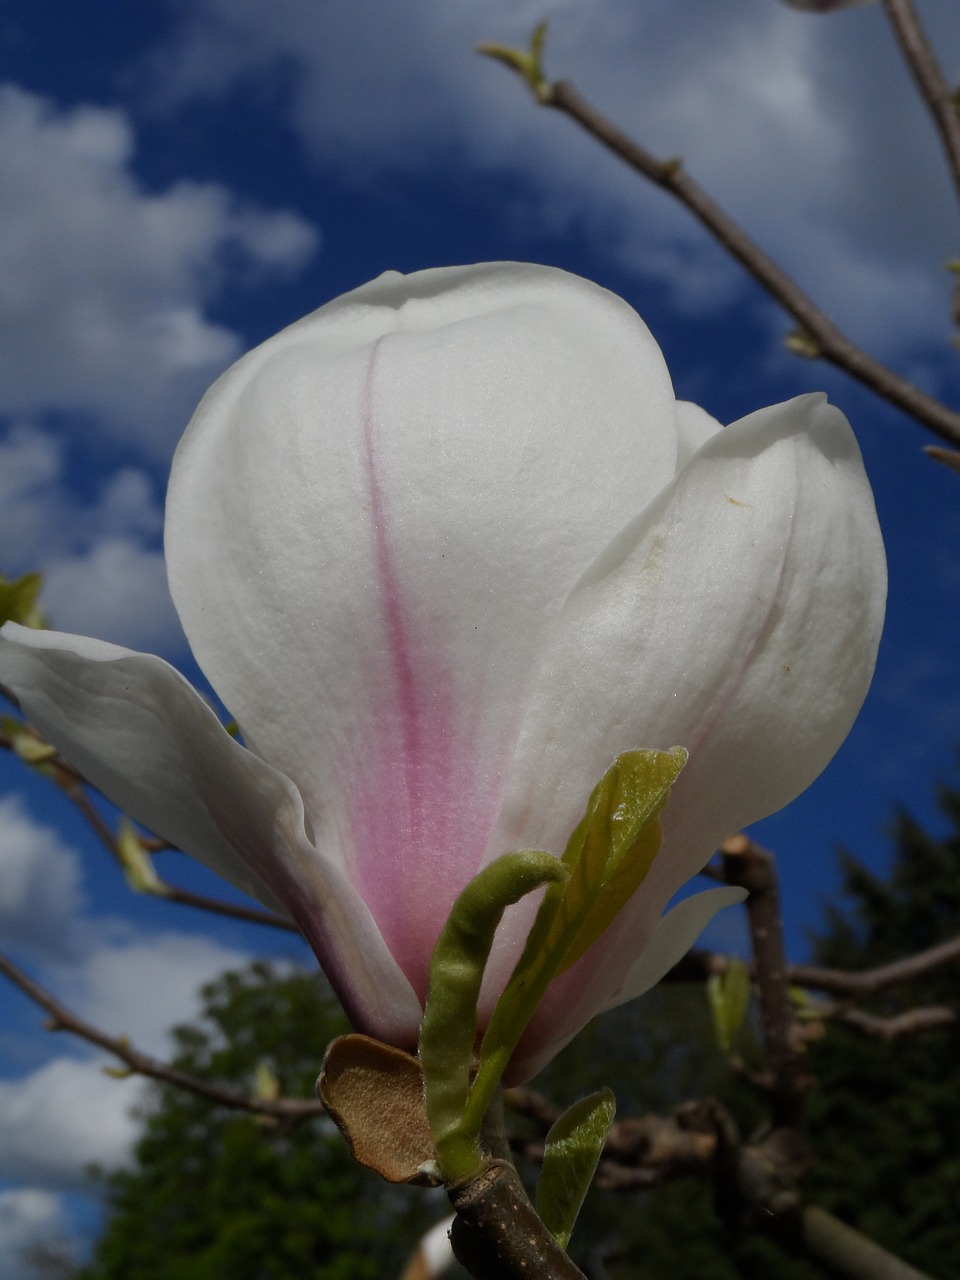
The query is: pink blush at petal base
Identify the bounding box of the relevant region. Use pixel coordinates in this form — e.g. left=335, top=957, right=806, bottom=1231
left=343, top=343, right=512, bottom=998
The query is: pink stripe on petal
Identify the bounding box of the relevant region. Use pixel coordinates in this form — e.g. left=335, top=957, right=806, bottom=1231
left=344, top=343, right=511, bottom=996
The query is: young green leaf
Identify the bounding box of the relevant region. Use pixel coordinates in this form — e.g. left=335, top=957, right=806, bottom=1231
left=9, top=729, right=57, bottom=767
left=552, top=746, right=689, bottom=973
left=465, top=749, right=686, bottom=1132
left=477, top=19, right=551, bottom=101
left=706, top=957, right=751, bottom=1053
left=536, top=1089, right=616, bottom=1250
left=116, top=819, right=168, bottom=896
left=0, top=572, right=46, bottom=629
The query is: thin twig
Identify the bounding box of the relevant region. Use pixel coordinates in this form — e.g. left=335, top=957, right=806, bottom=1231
left=881, top=0, right=960, bottom=210
left=56, top=763, right=297, bottom=930
left=830, top=1004, right=955, bottom=1040
left=0, top=950, right=324, bottom=1121
left=0, top=726, right=297, bottom=933
left=497, top=68, right=960, bottom=444
left=158, top=883, right=298, bottom=931
left=671, top=928, right=960, bottom=999
left=784, top=931, right=960, bottom=996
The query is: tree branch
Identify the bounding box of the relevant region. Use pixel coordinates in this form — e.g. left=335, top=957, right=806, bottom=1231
left=779, top=930, right=960, bottom=996
left=721, top=835, right=811, bottom=1127
left=508, top=1088, right=934, bottom=1280
left=0, top=950, right=324, bottom=1122
left=881, top=0, right=960, bottom=210
left=829, top=1003, right=955, bottom=1039
left=55, top=761, right=298, bottom=930
left=484, top=56, right=960, bottom=444
left=448, top=1160, right=588, bottom=1280
left=671, top=928, right=960, bottom=999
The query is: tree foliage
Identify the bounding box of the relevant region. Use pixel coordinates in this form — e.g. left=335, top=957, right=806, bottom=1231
left=78, top=962, right=435, bottom=1280
left=803, top=789, right=960, bottom=1276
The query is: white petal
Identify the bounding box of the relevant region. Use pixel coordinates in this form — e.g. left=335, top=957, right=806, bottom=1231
left=675, top=400, right=723, bottom=472
left=165, top=263, right=679, bottom=993
left=483, top=394, right=884, bottom=991
left=0, top=624, right=421, bottom=1044
left=600, top=885, right=747, bottom=1012
left=508, top=886, right=746, bottom=1083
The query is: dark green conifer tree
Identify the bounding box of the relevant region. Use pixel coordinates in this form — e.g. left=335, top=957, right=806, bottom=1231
left=803, top=790, right=960, bottom=1276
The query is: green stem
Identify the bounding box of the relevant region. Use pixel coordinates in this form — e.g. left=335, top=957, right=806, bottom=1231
left=419, top=850, right=565, bottom=1182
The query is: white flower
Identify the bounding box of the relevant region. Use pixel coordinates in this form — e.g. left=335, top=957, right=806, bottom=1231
left=0, top=263, right=885, bottom=1080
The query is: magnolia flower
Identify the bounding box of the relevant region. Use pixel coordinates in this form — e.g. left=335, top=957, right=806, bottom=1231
left=0, top=264, right=885, bottom=1082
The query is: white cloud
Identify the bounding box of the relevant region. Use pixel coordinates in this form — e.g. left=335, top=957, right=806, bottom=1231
left=145, top=0, right=959, bottom=363
left=0, top=425, right=64, bottom=563
left=0, top=927, right=250, bottom=1189
left=0, top=422, right=180, bottom=652
left=0, top=794, right=252, bottom=1192
left=0, top=900, right=252, bottom=1275
left=0, top=931, right=250, bottom=1192
left=0, top=1188, right=77, bottom=1280
left=92, top=468, right=165, bottom=541
left=0, top=796, right=86, bottom=963
left=42, top=539, right=182, bottom=653
left=0, top=1059, right=143, bottom=1189
left=0, top=83, right=318, bottom=454
left=52, top=932, right=251, bottom=1058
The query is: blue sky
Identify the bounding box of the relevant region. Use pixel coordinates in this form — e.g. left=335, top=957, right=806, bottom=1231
left=0, top=0, right=958, bottom=1271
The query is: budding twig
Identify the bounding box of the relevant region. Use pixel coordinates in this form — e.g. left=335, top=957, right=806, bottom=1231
left=482, top=49, right=960, bottom=445
left=542, top=77, right=960, bottom=445
left=0, top=718, right=297, bottom=933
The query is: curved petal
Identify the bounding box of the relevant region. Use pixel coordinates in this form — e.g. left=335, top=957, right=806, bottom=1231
left=599, top=885, right=747, bottom=1012
left=0, top=623, right=421, bottom=1045
left=482, top=394, right=885, bottom=1003
left=165, top=263, right=680, bottom=995
left=507, top=886, right=746, bottom=1083
left=675, top=400, right=723, bottom=472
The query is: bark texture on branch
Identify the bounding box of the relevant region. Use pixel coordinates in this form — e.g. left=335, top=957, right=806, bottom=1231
left=721, top=836, right=811, bottom=1128
left=448, top=1160, right=587, bottom=1280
